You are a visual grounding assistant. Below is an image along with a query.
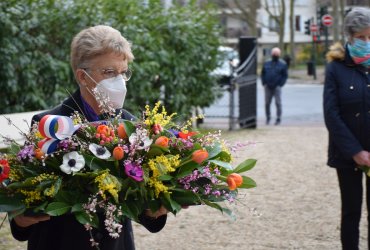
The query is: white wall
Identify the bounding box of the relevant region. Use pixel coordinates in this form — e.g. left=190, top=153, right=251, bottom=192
left=0, top=111, right=42, bottom=148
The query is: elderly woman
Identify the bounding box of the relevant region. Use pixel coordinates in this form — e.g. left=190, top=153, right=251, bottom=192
left=324, top=7, right=370, bottom=250
left=10, top=25, right=167, bottom=250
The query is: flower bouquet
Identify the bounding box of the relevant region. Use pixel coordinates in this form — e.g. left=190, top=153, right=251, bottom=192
left=0, top=102, right=256, bottom=238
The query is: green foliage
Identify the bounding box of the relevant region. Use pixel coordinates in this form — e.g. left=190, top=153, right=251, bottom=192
left=0, top=0, right=221, bottom=118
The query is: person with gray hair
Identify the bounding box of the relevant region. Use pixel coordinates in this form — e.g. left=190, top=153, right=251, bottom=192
left=261, top=47, right=288, bottom=125
left=323, top=7, right=370, bottom=250
left=9, top=25, right=168, bottom=250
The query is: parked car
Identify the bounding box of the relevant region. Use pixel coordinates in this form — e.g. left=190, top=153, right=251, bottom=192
left=211, top=46, right=239, bottom=86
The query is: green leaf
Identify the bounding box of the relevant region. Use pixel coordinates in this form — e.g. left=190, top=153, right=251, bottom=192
left=122, top=120, right=136, bottom=137
left=205, top=143, right=222, bottom=160
left=75, top=211, right=99, bottom=228
left=158, top=174, right=173, bottom=181
left=208, top=159, right=233, bottom=170
left=234, top=159, right=257, bottom=173
left=71, top=203, right=83, bottom=213
left=171, top=189, right=200, bottom=206
left=45, top=202, right=71, bottom=216
left=239, top=176, right=257, bottom=189
left=0, top=194, right=25, bottom=212
left=161, top=192, right=181, bottom=214
left=176, top=161, right=198, bottom=178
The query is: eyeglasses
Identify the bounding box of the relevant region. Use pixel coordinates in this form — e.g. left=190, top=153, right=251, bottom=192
left=83, top=68, right=132, bottom=81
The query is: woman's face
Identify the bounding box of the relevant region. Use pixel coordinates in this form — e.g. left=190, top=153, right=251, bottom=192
left=79, top=52, right=129, bottom=89
left=351, top=27, right=370, bottom=43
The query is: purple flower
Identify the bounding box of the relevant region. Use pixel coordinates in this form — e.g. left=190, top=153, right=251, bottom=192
left=124, top=162, right=144, bottom=181
left=168, top=129, right=179, bottom=138
left=17, top=144, right=35, bottom=161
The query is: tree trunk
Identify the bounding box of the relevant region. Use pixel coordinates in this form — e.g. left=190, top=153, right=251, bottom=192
left=289, top=0, right=295, bottom=67
left=332, top=0, right=339, bottom=42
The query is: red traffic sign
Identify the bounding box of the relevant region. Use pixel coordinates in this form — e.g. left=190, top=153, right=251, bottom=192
left=322, top=14, right=333, bottom=27
left=310, top=24, right=318, bottom=32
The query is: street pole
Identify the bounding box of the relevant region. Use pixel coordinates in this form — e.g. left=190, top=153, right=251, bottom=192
left=311, top=18, right=317, bottom=80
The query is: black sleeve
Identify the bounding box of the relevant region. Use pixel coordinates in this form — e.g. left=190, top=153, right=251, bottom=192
left=9, top=218, right=33, bottom=241
left=137, top=213, right=167, bottom=233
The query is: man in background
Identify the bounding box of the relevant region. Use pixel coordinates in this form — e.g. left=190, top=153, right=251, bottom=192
left=261, top=47, right=288, bottom=125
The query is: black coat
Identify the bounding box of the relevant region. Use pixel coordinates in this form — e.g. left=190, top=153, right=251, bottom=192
left=10, top=89, right=167, bottom=250
left=324, top=44, right=370, bottom=168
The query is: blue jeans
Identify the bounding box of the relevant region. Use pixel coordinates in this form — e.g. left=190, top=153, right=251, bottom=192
left=264, top=85, right=282, bottom=120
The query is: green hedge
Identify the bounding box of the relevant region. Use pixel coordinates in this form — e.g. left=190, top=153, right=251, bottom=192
left=0, top=0, right=221, bottom=118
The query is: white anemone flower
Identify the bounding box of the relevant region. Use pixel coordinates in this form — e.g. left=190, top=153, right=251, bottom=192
left=60, top=151, right=85, bottom=174
left=129, top=132, right=152, bottom=150
left=89, top=143, right=111, bottom=159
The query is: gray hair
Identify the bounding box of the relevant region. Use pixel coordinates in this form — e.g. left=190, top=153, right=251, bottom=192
left=344, top=7, right=370, bottom=38
left=70, top=25, right=134, bottom=74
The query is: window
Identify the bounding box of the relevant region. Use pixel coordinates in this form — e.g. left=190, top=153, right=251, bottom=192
left=269, top=16, right=279, bottom=32
left=295, top=15, right=301, bottom=31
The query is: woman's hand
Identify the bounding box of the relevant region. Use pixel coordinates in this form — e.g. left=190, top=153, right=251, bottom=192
left=13, top=214, right=50, bottom=228
left=353, top=150, right=370, bottom=167
left=144, top=206, right=168, bottom=219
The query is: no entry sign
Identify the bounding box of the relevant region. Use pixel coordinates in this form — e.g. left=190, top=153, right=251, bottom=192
left=310, top=24, right=318, bottom=32
left=322, top=14, right=333, bottom=27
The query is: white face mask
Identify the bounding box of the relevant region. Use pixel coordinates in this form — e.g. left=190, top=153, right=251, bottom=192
left=84, top=71, right=127, bottom=109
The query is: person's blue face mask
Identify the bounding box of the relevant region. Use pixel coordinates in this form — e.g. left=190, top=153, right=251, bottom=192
left=348, top=38, right=370, bottom=67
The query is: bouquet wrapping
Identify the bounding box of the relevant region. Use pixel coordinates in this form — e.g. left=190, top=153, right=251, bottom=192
left=0, top=102, right=256, bottom=238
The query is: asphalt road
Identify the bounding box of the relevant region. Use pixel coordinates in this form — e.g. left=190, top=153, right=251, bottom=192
left=202, top=77, right=325, bottom=129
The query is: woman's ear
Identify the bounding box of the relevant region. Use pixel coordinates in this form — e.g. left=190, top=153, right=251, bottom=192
left=76, top=69, right=87, bottom=87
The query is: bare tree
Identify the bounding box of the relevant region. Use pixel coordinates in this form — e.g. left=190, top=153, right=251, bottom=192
left=214, top=0, right=260, bottom=36
left=264, top=0, right=286, bottom=50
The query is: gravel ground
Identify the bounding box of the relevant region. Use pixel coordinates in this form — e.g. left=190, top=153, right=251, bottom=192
left=1, top=125, right=367, bottom=250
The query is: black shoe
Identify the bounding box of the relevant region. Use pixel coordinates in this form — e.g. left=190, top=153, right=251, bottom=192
left=275, top=118, right=281, bottom=125
left=266, top=118, right=270, bottom=125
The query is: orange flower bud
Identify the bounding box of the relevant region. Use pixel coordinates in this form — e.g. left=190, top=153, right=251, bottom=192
left=113, top=146, right=125, bottom=160
left=155, top=136, right=169, bottom=148
left=97, top=125, right=109, bottom=136
left=34, top=148, right=45, bottom=160
left=192, top=149, right=208, bottom=164
left=227, top=173, right=243, bottom=190
left=117, top=124, right=127, bottom=139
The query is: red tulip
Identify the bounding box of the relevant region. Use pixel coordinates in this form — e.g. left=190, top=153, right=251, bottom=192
left=179, top=131, right=197, bottom=139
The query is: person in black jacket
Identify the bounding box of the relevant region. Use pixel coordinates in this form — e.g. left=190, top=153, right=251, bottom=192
left=261, top=47, right=288, bottom=125
left=10, top=25, right=168, bottom=250
left=323, top=7, right=370, bottom=250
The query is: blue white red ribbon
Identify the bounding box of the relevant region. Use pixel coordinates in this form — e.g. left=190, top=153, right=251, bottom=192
left=38, top=115, right=80, bottom=154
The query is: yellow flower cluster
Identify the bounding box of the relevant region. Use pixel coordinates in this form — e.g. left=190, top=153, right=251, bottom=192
left=9, top=167, right=22, bottom=182
left=94, top=171, right=121, bottom=202
left=147, top=155, right=180, bottom=197
left=144, top=102, right=176, bottom=127
left=31, top=173, right=58, bottom=185
left=20, top=189, right=42, bottom=206
left=181, top=114, right=204, bottom=132
left=44, top=185, right=56, bottom=197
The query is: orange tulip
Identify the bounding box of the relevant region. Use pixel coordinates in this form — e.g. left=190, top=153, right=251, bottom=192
left=117, top=124, right=127, bottom=139
left=34, top=148, right=45, bottom=160
left=191, top=149, right=208, bottom=164
left=227, top=173, right=243, bottom=190
left=113, top=146, right=124, bottom=160
left=155, top=136, right=169, bottom=148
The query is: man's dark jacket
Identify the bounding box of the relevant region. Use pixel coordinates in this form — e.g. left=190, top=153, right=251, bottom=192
left=261, top=58, right=288, bottom=89
left=324, top=43, right=370, bottom=168
left=10, top=89, right=167, bottom=250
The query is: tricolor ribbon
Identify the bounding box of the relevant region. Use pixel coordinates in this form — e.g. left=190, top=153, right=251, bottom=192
left=38, top=115, right=80, bottom=154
